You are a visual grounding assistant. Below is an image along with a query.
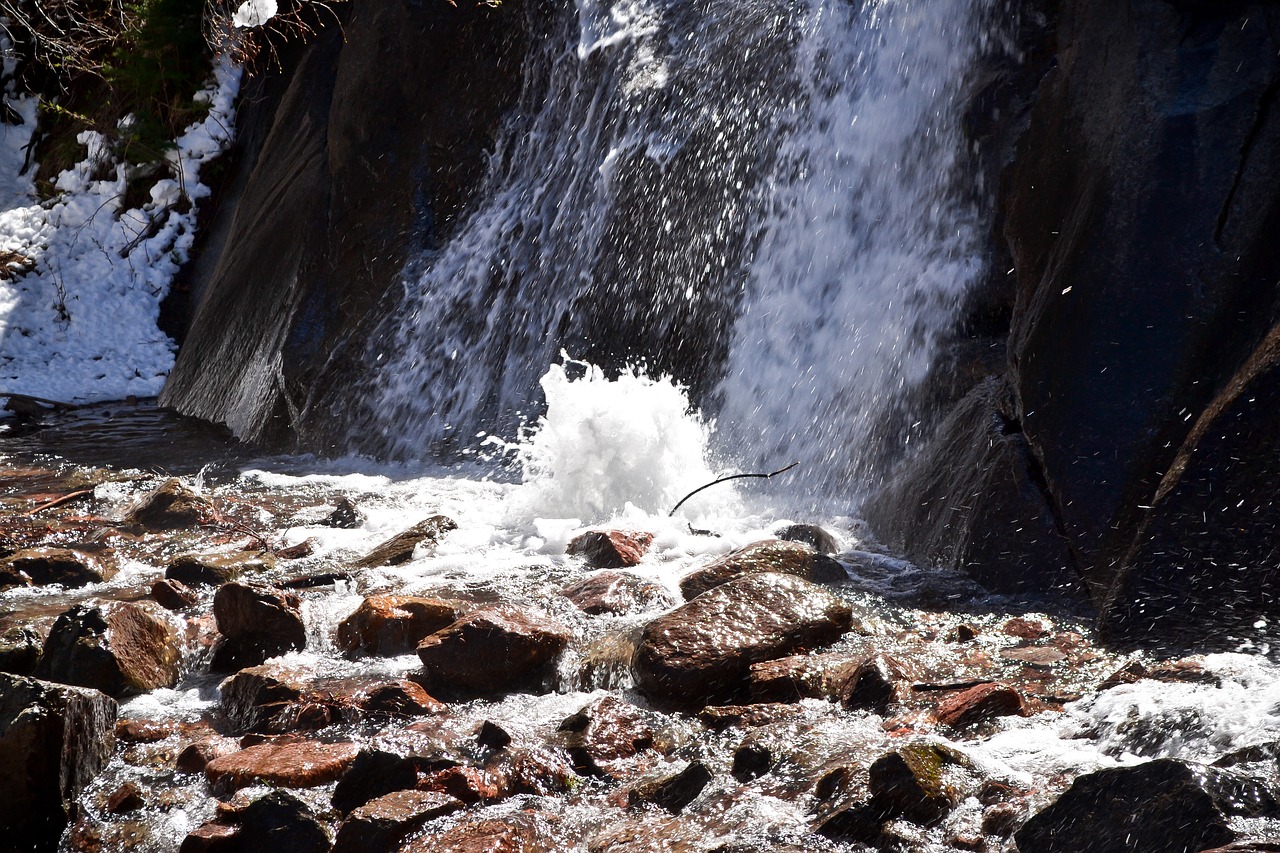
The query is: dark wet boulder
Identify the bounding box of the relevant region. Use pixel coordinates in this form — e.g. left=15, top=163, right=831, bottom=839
left=1015, top=759, right=1235, bottom=853
left=166, top=551, right=274, bottom=586
left=205, top=738, right=360, bottom=794
left=234, top=791, right=331, bottom=853
left=332, top=790, right=463, bottom=853
left=634, top=573, right=854, bottom=705
left=776, top=523, right=841, bottom=554
left=626, top=760, right=712, bottom=813
left=0, top=625, right=42, bottom=675
left=336, top=594, right=460, bottom=655
left=211, top=582, right=306, bottom=671
left=125, top=478, right=212, bottom=529
left=218, top=664, right=307, bottom=733
left=558, top=695, right=656, bottom=779
left=353, top=515, right=456, bottom=568
left=567, top=530, right=655, bottom=568
left=0, top=674, right=117, bottom=852
left=841, top=654, right=915, bottom=714
left=561, top=570, right=675, bottom=616
left=1, top=547, right=117, bottom=588
left=151, top=577, right=199, bottom=611
left=34, top=601, right=181, bottom=698
left=868, top=743, right=968, bottom=825
left=415, top=607, right=571, bottom=696
left=679, top=539, right=846, bottom=600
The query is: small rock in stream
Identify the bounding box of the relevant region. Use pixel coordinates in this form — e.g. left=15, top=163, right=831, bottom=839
left=561, top=569, right=674, bottom=615
left=627, top=760, right=713, bottom=813
left=775, top=523, right=841, bottom=554
left=566, top=530, right=655, bottom=568
left=124, top=478, right=212, bottom=530
left=416, top=607, right=570, bottom=696
left=634, top=573, right=854, bottom=706
left=237, top=791, right=331, bottom=853
left=353, top=514, right=456, bottom=568
left=211, top=582, right=306, bottom=671
left=934, top=682, right=1027, bottom=728
left=204, top=738, right=359, bottom=794
left=336, top=594, right=461, bottom=656
left=151, top=577, right=199, bottom=611
left=166, top=551, right=274, bottom=586
left=558, top=695, right=656, bottom=779
left=35, top=600, right=181, bottom=697
left=332, top=789, right=463, bottom=853
left=679, top=539, right=847, bottom=600
left=322, top=496, right=364, bottom=529
left=1, top=547, right=117, bottom=588
left=0, top=625, right=43, bottom=675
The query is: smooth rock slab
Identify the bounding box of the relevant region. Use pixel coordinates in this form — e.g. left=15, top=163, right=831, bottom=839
left=336, top=595, right=460, bottom=656
left=1015, top=759, right=1235, bottom=853
left=205, top=739, right=359, bottom=794
left=416, top=608, right=571, bottom=696
left=634, top=573, right=853, bottom=705
left=34, top=600, right=180, bottom=698
left=561, top=570, right=674, bottom=616
left=0, top=673, right=117, bottom=852
left=678, top=539, right=846, bottom=600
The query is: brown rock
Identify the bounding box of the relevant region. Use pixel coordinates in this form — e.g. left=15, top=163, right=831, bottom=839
left=204, top=738, right=359, bottom=794
left=561, top=570, right=674, bottom=616
left=0, top=625, right=42, bottom=675
left=218, top=664, right=306, bottom=733
left=935, top=682, right=1026, bottom=728
left=2, top=547, right=116, bottom=588
left=498, top=746, right=575, bottom=796
left=322, top=497, right=364, bottom=529
left=566, top=530, right=654, bottom=568
left=559, top=696, right=655, bottom=778
left=776, top=523, right=841, bottom=554
left=0, top=674, right=118, bottom=852
left=34, top=601, right=181, bottom=697
left=1002, top=617, right=1049, bottom=639
left=697, top=703, right=807, bottom=731
left=401, top=811, right=566, bottom=853
left=679, top=539, right=847, bottom=600
left=125, top=478, right=212, bottom=530
left=166, top=551, right=274, bottom=586
left=634, top=573, right=853, bottom=705
left=211, top=582, right=306, bottom=671
left=332, top=789, right=463, bottom=853
left=115, top=718, right=176, bottom=743
left=179, top=822, right=238, bottom=853
left=416, top=608, right=570, bottom=696
left=176, top=736, right=239, bottom=773
left=353, top=515, right=456, bottom=568
left=748, top=650, right=866, bottom=703
left=842, top=654, right=914, bottom=714
left=869, top=742, right=966, bottom=825
left=419, top=765, right=508, bottom=803
left=999, top=646, right=1067, bottom=667
left=336, top=595, right=460, bottom=656
left=151, top=578, right=199, bottom=611
left=106, top=781, right=144, bottom=814
left=626, top=761, right=712, bottom=813
left=360, top=679, right=445, bottom=718
left=275, top=538, right=318, bottom=560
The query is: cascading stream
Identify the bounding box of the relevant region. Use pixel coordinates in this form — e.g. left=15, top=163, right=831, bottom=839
left=366, top=0, right=990, bottom=511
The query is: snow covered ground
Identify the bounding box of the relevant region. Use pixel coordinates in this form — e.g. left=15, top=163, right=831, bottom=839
left=0, top=61, right=241, bottom=406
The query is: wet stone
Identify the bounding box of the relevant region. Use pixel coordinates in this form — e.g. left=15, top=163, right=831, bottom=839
left=125, top=478, right=212, bottom=530
left=2, top=547, right=116, bottom=588
left=353, top=514, right=456, bottom=568
left=34, top=600, right=181, bottom=698
left=237, top=791, right=331, bottom=853
left=419, top=765, right=508, bottom=804
left=179, top=821, right=238, bottom=853
left=841, top=654, right=913, bottom=714
left=359, top=678, right=445, bottom=718
left=151, top=577, right=199, bottom=610
left=999, top=646, right=1067, bottom=667
left=731, top=743, right=772, bottom=782
left=566, top=529, right=655, bottom=568
left=634, top=573, right=854, bottom=706
left=176, top=736, right=239, bottom=773
left=336, top=595, right=460, bottom=656
left=106, top=781, right=144, bottom=814
left=400, top=811, right=567, bottom=853
left=1002, top=617, right=1049, bottom=639
left=678, top=539, right=847, bottom=600
left=274, top=537, right=317, bottom=560
left=204, top=738, right=359, bottom=794
left=416, top=607, right=571, bottom=697
left=1015, top=758, right=1235, bottom=853
left=166, top=551, right=274, bottom=586
left=775, top=523, right=841, bottom=554
left=0, top=625, right=42, bottom=675
left=935, top=682, right=1026, bottom=728
left=626, top=760, right=713, bottom=813
left=331, top=789, right=463, bottom=853
left=211, top=582, right=306, bottom=672
left=697, top=703, right=808, bottom=731
left=559, top=695, right=656, bottom=779
left=868, top=742, right=965, bottom=825
left=322, top=496, right=364, bottom=529
left=561, top=570, right=674, bottom=616
left=748, top=651, right=863, bottom=703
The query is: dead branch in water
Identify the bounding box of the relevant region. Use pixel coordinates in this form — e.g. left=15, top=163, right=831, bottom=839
left=668, top=462, right=799, bottom=517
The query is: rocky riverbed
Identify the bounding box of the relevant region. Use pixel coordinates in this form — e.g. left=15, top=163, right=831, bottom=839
left=3, top=407, right=1280, bottom=853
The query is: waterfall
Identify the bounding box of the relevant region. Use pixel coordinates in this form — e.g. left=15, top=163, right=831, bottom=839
left=364, top=0, right=990, bottom=508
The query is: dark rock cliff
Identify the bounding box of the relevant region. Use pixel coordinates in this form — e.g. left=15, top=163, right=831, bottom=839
left=867, top=0, right=1280, bottom=646
left=159, top=0, right=531, bottom=448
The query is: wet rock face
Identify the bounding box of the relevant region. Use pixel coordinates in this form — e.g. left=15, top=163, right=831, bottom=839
left=205, top=739, right=360, bottom=794
left=0, top=674, right=118, bottom=852
left=634, top=573, right=854, bottom=705
left=211, top=582, right=307, bottom=671
left=336, top=595, right=460, bottom=656
left=1016, top=759, right=1236, bottom=853
left=416, top=608, right=571, bottom=696
left=34, top=601, right=181, bottom=698
left=125, top=478, right=212, bottom=529
left=678, top=539, right=847, bottom=601
left=332, top=790, right=462, bottom=853
left=566, top=530, right=655, bottom=568
left=561, top=570, right=675, bottom=616
left=1, top=547, right=117, bottom=588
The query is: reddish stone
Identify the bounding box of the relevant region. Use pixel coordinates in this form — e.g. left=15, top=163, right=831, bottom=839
left=416, top=608, right=570, bottom=696
left=106, top=781, right=144, bottom=814
left=401, top=811, right=566, bottom=852
left=166, top=551, right=274, bottom=586
left=34, top=601, right=181, bottom=698
left=353, top=515, right=457, bottom=568
left=360, top=679, right=446, bottom=717
left=151, top=578, right=198, bottom=610
left=336, top=595, right=460, bottom=656
left=419, top=765, right=508, bottom=804
left=178, top=822, right=238, bottom=853
left=748, top=650, right=865, bottom=703
left=211, top=582, right=306, bottom=671
left=560, top=570, right=672, bottom=615
left=566, top=530, right=654, bottom=568
left=3, top=547, right=116, bottom=588
left=204, top=739, right=359, bottom=794
left=275, top=538, right=317, bottom=560
left=999, top=646, right=1067, bottom=667
left=125, top=478, right=212, bottom=530
left=176, top=736, right=239, bottom=773
left=115, top=718, right=176, bottom=743
left=935, top=682, right=1026, bottom=728
left=499, top=746, right=575, bottom=796
left=332, top=789, right=463, bottom=853
left=1002, top=618, right=1049, bottom=639
left=559, top=696, right=655, bottom=778
left=678, top=539, right=846, bottom=600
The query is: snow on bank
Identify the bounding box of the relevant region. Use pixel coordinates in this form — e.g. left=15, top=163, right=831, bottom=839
left=0, top=61, right=242, bottom=405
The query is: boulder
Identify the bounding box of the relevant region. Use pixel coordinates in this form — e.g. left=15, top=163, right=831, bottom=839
left=151, top=577, right=199, bottom=611
left=558, top=695, right=656, bottom=779
left=0, top=674, right=117, bottom=851
left=179, top=821, right=239, bottom=853
left=204, top=738, right=359, bottom=794
left=634, top=573, right=853, bottom=705
left=868, top=743, right=966, bottom=825
left=332, top=790, right=462, bottom=853
left=359, top=679, right=445, bottom=718
left=1015, top=759, right=1235, bottom=853
left=416, top=608, right=571, bottom=696
left=1, top=547, right=116, bottom=588
left=211, top=582, right=306, bottom=671
left=34, top=601, right=181, bottom=698
left=0, top=625, right=42, bottom=675
left=934, top=682, right=1026, bottom=728
left=560, top=570, right=674, bottom=616
left=166, top=551, right=274, bottom=586
left=176, top=736, right=239, bottom=773
left=566, top=530, right=654, bottom=568
left=626, top=761, right=712, bottom=813
left=678, top=539, right=846, bottom=600
left=336, top=595, right=460, bottom=656
left=747, top=650, right=869, bottom=704
left=841, top=654, right=914, bottom=715
left=332, top=748, right=438, bottom=814
left=236, top=791, right=331, bottom=853
left=125, top=478, right=212, bottom=529
left=353, top=515, right=456, bottom=568
left=218, top=665, right=306, bottom=733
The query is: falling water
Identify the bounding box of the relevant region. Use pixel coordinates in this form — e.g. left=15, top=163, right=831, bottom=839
left=365, top=0, right=991, bottom=508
